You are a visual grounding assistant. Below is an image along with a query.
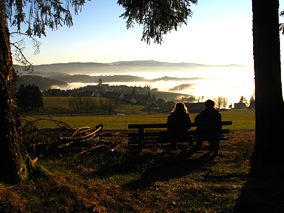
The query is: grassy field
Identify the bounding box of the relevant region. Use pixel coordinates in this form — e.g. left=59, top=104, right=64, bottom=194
left=0, top=130, right=255, bottom=212
left=0, top=108, right=259, bottom=212
left=22, top=108, right=255, bottom=130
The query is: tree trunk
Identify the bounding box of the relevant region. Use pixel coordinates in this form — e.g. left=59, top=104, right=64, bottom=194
left=0, top=1, right=31, bottom=183
left=252, top=0, right=284, bottom=171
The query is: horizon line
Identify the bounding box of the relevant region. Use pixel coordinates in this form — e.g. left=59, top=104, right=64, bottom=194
left=13, top=60, right=250, bottom=67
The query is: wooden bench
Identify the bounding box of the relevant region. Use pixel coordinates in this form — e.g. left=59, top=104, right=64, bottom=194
left=128, top=121, right=232, bottom=151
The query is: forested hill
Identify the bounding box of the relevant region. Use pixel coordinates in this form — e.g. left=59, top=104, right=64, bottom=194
left=15, top=74, right=147, bottom=90
left=14, top=60, right=244, bottom=91
left=14, top=61, right=204, bottom=75
left=14, top=60, right=244, bottom=76
left=16, top=75, right=67, bottom=90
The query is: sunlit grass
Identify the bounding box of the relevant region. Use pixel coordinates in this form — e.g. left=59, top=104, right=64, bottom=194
left=221, top=109, right=255, bottom=130
left=22, top=108, right=255, bottom=130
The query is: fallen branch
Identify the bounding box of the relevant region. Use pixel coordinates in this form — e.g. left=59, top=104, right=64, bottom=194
left=22, top=119, right=121, bottom=158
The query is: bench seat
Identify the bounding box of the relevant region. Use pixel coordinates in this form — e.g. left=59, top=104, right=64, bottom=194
left=127, top=121, right=232, bottom=150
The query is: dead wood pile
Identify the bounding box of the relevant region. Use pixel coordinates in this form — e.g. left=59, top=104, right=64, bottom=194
left=21, top=118, right=121, bottom=158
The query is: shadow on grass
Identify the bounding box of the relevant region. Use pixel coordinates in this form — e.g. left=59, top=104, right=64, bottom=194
left=91, top=146, right=216, bottom=191
left=123, top=151, right=215, bottom=191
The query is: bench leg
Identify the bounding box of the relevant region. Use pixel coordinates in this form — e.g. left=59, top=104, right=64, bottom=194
left=208, top=139, right=220, bottom=159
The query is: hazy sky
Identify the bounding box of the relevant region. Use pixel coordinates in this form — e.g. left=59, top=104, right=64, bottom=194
left=9, top=0, right=284, bottom=67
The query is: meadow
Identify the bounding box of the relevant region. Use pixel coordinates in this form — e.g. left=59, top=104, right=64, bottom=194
left=0, top=128, right=255, bottom=212
left=22, top=108, right=255, bottom=130
left=0, top=101, right=258, bottom=212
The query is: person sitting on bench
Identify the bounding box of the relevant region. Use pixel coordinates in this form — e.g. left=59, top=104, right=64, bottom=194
left=167, top=102, right=192, bottom=149
left=194, top=99, right=222, bottom=154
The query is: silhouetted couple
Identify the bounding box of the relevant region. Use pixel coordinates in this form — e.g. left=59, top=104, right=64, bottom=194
left=167, top=100, right=221, bottom=155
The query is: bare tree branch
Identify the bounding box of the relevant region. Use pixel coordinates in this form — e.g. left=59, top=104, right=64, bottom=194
left=10, top=32, right=41, bottom=73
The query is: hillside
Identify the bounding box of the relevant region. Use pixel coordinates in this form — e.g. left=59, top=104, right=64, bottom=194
left=14, top=60, right=245, bottom=76
left=14, top=61, right=247, bottom=100
left=16, top=75, right=67, bottom=90
left=45, top=74, right=146, bottom=83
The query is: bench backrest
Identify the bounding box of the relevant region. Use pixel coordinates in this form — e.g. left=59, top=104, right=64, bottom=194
left=128, top=121, right=232, bottom=129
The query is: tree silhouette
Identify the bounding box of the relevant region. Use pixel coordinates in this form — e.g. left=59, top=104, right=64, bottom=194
left=17, top=84, right=43, bottom=111
left=251, top=0, right=284, bottom=171
left=0, top=0, right=86, bottom=183
left=248, top=95, right=255, bottom=109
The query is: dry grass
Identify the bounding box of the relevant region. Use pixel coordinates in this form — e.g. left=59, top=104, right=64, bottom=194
left=0, top=130, right=255, bottom=212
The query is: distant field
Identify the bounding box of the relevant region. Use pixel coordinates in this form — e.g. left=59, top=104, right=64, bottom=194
left=22, top=108, right=255, bottom=130
left=42, top=96, right=145, bottom=114
left=43, top=97, right=74, bottom=112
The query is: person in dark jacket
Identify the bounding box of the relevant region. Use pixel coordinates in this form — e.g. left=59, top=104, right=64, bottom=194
left=167, top=102, right=192, bottom=149
left=194, top=99, right=222, bottom=154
